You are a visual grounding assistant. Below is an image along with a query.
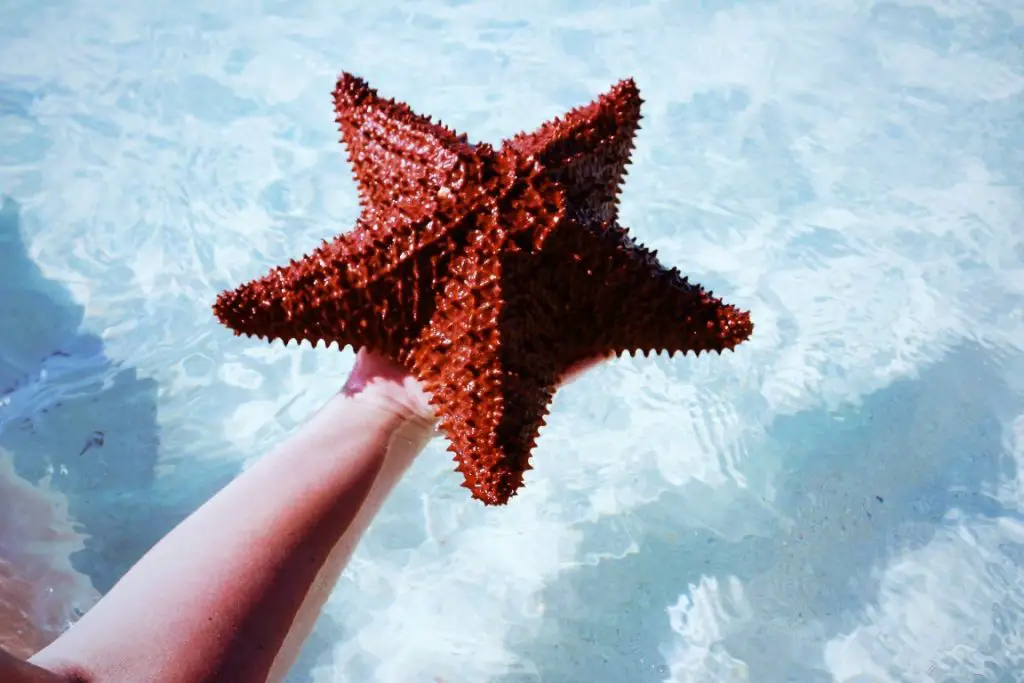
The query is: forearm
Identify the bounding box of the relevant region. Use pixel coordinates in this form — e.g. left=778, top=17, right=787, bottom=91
left=29, top=391, right=433, bottom=683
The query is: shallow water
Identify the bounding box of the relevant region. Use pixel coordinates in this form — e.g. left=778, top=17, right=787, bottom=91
left=1, top=1, right=1023, bottom=681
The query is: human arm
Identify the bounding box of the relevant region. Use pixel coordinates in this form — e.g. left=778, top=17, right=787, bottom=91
left=21, top=351, right=437, bottom=683
left=6, top=349, right=605, bottom=683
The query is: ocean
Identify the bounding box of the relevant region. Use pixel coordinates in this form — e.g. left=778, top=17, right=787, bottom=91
left=1, top=0, right=1023, bottom=680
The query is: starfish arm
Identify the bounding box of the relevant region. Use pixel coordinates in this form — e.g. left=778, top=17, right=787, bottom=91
left=408, top=247, right=562, bottom=505
left=608, top=271, right=753, bottom=358
left=503, top=78, right=643, bottom=224
left=212, top=230, right=450, bottom=359
left=560, top=222, right=754, bottom=360
left=333, top=73, right=489, bottom=228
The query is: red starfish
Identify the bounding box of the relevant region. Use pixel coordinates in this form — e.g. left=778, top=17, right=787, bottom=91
left=213, top=72, right=753, bottom=505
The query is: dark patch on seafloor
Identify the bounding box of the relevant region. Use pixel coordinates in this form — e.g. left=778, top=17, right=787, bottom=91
left=0, top=197, right=236, bottom=594
left=0, top=196, right=344, bottom=682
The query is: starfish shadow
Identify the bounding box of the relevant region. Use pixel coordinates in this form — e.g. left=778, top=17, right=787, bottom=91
left=498, top=342, right=1022, bottom=682
left=0, top=196, right=237, bottom=597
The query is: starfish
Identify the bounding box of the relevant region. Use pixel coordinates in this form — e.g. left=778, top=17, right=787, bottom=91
left=213, top=72, right=753, bottom=505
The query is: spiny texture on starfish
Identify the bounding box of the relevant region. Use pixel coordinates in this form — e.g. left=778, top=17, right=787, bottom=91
left=213, top=72, right=753, bottom=505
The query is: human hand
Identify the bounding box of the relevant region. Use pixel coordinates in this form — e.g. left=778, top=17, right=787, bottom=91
left=340, top=349, right=436, bottom=427
left=340, top=348, right=612, bottom=428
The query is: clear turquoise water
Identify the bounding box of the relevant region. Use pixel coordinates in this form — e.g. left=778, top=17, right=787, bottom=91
left=1, top=1, right=1023, bottom=681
